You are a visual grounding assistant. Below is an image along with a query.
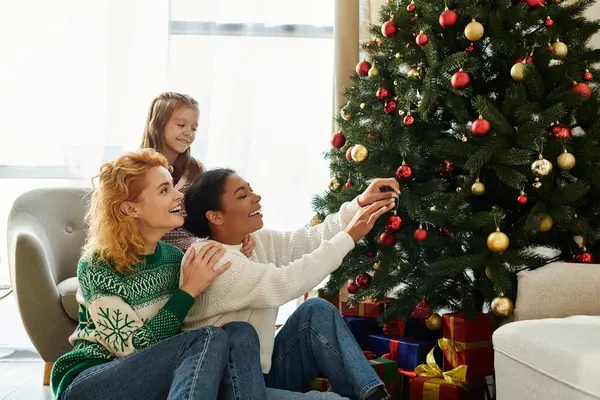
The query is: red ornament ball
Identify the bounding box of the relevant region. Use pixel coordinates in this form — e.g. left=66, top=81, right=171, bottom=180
left=574, top=251, right=594, bottom=263
left=451, top=71, right=470, bottom=89
left=331, top=132, right=346, bottom=149
left=376, top=88, right=390, bottom=101
left=544, top=17, right=554, bottom=27
left=367, top=249, right=377, bottom=258
left=472, top=117, right=491, bottom=136
left=466, top=44, right=475, bottom=53
left=416, top=32, right=428, bottom=46
left=379, top=231, right=397, bottom=246
left=356, top=60, right=372, bottom=76
left=526, top=56, right=534, bottom=64
left=382, top=20, right=398, bottom=38
left=440, top=227, right=449, bottom=235
left=344, top=179, right=353, bottom=189
left=345, top=146, right=354, bottom=161
left=584, top=71, right=593, bottom=81
left=439, top=9, right=457, bottom=28
left=403, top=114, right=415, bottom=126
left=414, top=227, right=428, bottom=242
left=550, top=123, right=572, bottom=139
left=384, top=99, right=398, bottom=115
left=385, top=215, right=403, bottom=232
left=525, top=0, right=545, bottom=7
left=407, top=2, right=416, bottom=12
left=439, top=159, right=456, bottom=177
left=355, top=273, right=372, bottom=288
left=346, top=281, right=358, bottom=294
left=396, top=164, right=414, bottom=182
left=517, top=194, right=529, bottom=205
left=573, top=82, right=592, bottom=99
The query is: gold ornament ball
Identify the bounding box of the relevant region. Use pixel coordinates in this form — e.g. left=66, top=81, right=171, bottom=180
left=373, top=262, right=381, bottom=271
left=341, top=106, right=352, bottom=120
left=360, top=103, right=367, bottom=110
left=531, top=157, right=553, bottom=177
left=510, top=63, right=525, bottom=81
left=351, top=144, right=369, bottom=162
left=465, top=19, right=484, bottom=41
left=407, top=68, right=420, bottom=80
left=329, top=177, right=341, bottom=191
left=491, top=294, right=514, bottom=317
left=485, top=267, right=493, bottom=280
left=368, top=66, right=380, bottom=77
left=471, top=180, right=486, bottom=196
left=487, top=229, right=510, bottom=253
left=395, top=52, right=401, bottom=59
left=552, top=41, right=568, bottom=60
left=539, top=215, right=553, bottom=233
left=425, top=313, right=443, bottom=331
left=557, top=151, right=576, bottom=171
left=533, top=180, right=543, bottom=189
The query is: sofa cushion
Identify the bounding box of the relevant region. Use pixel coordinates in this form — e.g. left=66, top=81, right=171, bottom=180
left=515, top=262, right=600, bottom=321
left=57, top=277, right=80, bottom=321
left=493, top=316, right=600, bottom=399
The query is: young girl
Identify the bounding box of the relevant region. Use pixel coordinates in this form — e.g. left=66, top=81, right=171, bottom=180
left=50, top=150, right=268, bottom=400
left=140, top=92, right=255, bottom=256
left=181, top=169, right=400, bottom=400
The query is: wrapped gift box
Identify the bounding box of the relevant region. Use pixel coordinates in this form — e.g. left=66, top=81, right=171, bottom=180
left=368, top=334, right=438, bottom=370
left=408, top=376, right=486, bottom=400
left=440, top=313, right=494, bottom=379
left=405, top=317, right=444, bottom=342
left=310, top=377, right=332, bottom=392
left=369, top=357, right=398, bottom=381
left=344, top=317, right=384, bottom=349
left=340, top=300, right=387, bottom=318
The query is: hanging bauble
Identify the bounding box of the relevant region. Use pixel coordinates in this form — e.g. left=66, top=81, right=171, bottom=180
left=376, top=88, right=390, bottom=101
left=384, top=99, right=398, bottom=114
left=538, top=215, right=553, bottom=233
left=439, top=9, right=457, bottom=28
left=356, top=60, right=371, bottom=76
left=471, top=179, right=486, bottom=195
left=330, top=132, right=346, bottom=149
left=466, top=44, right=475, bottom=53
left=525, top=0, right=545, bottom=7
left=351, top=144, right=369, bottom=162
left=382, top=20, right=398, bottom=38
left=574, top=250, right=594, bottom=263
left=451, top=70, right=470, bottom=89
left=341, top=106, right=352, bottom=120
left=396, top=162, right=414, bottom=182
left=487, top=228, right=509, bottom=253
left=385, top=215, right=403, bottom=232
left=425, top=313, right=443, bottom=330
left=379, top=231, right=397, bottom=246
left=355, top=273, right=373, bottom=288
left=414, top=226, right=428, bottom=242
left=510, top=62, right=525, bottom=81
left=367, top=248, right=377, bottom=258
left=345, top=146, right=354, bottom=161
left=403, top=114, right=415, bottom=126
left=439, top=159, right=456, bottom=177
left=407, top=1, right=416, bottom=12
left=557, top=150, right=576, bottom=171
left=485, top=267, right=493, bottom=280
left=464, top=19, right=484, bottom=41
left=360, top=103, right=367, bottom=110
left=373, top=262, right=381, bottom=271
left=344, top=178, right=353, bottom=189
left=584, top=70, right=593, bottom=81
left=346, top=281, right=358, bottom=294
left=549, top=123, right=571, bottom=139
left=440, top=227, right=449, bottom=235
left=491, top=293, right=514, bottom=317
left=368, top=66, right=380, bottom=77
left=531, top=155, right=553, bottom=177
left=572, top=82, right=592, bottom=99
left=472, top=116, right=491, bottom=136
left=552, top=40, right=568, bottom=59
left=407, top=67, right=420, bottom=80
left=517, top=192, right=528, bottom=205
left=416, top=31, right=428, bottom=46
left=329, top=177, right=341, bottom=191
left=544, top=16, right=554, bottom=27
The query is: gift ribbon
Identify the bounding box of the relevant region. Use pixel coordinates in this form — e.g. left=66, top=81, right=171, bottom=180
left=414, top=347, right=468, bottom=399
left=359, top=302, right=365, bottom=316
left=438, top=316, right=493, bottom=368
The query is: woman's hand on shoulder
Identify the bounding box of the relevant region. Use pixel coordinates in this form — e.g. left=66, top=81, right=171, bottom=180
left=240, top=235, right=256, bottom=257
left=180, top=243, right=231, bottom=297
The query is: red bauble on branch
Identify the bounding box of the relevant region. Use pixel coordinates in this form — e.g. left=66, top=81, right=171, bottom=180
left=584, top=70, right=593, bottom=81
left=414, top=226, right=428, bottom=242
left=346, top=146, right=354, bottom=161
left=544, top=16, right=554, bottom=27
left=344, top=178, right=353, bottom=189
left=355, top=273, right=373, bottom=288
left=396, top=163, right=414, bottom=182
left=472, top=116, right=491, bottom=136
left=549, top=123, right=572, bottom=139
left=376, top=88, right=390, bottom=101
left=356, top=60, right=372, bottom=76
left=574, top=250, right=594, bottom=263
left=379, top=231, right=397, bottom=246
left=381, top=20, right=398, bottom=38
left=407, top=1, right=416, bottom=12
left=346, top=281, right=358, bottom=294
left=451, top=70, right=470, bottom=89
left=416, top=32, right=428, bottom=46
left=439, top=9, right=457, bottom=28
left=330, top=132, right=346, bottom=149
left=524, top=0, right=545, bottom=7
left=517, top=192, right=529, bottom=205
left=466, top=44, right=475, bottom=53
left=403, top=114, right=415, bottom=126
left=384, top=99, right=398, bottom=114
left=573, top=82, right=592, bottom=99
left=385, top=215, right=403, bottom=232
left=439, top=159, right=456, bottom=177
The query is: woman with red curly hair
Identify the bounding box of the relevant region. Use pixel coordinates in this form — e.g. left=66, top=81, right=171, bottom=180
left=50, top=149, right=268, bottom=400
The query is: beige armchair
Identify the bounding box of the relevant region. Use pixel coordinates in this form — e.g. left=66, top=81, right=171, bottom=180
left=7, top=187, right=89, bottom=385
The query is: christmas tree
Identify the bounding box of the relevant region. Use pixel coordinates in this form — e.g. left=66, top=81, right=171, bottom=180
left=313, top=0, right=600, bottom=321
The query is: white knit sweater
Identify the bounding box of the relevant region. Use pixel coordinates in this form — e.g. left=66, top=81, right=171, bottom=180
left=181, top=198, right=361, bottom=372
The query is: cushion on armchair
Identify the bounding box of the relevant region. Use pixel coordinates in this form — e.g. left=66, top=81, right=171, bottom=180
left=57, top=277, right=79, bottom=321
left=514, top=261, right=600, bottom=321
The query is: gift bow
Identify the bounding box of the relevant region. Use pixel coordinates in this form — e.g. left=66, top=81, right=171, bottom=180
left=414, top=347, right=468, bottom=388
left=438, top=315, right=492, bottom=368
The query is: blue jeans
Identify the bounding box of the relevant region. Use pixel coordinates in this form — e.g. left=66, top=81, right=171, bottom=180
left=264, top=298, right=386, bottom=400
left=60, top=323, right=267, bottom=400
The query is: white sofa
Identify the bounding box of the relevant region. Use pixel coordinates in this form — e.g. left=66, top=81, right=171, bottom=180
left=493, top=262, right=600, bottom=399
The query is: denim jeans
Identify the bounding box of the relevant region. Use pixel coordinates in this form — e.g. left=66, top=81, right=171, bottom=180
left=61, top=323, right=267, bottom=400
left=264, top=298, right=386, bottom=400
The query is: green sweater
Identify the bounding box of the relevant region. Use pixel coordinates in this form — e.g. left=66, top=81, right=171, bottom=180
left=51, top=242, right=194, bottom=399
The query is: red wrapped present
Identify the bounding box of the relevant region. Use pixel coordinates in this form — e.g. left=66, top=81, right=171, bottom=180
left=439, top=313, right=494, bottom=379
left=310, top=377, right=332, bottom=392
left=368, top=357, right=398, bottom=380
left=340, top=300, right=386, bottom=318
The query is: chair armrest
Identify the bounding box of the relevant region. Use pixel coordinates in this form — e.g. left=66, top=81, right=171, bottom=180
left=514, top=261, right=600, bottom=321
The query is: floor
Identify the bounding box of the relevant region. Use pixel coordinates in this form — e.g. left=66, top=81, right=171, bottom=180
left=0, top=362, right=52, bottom=400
